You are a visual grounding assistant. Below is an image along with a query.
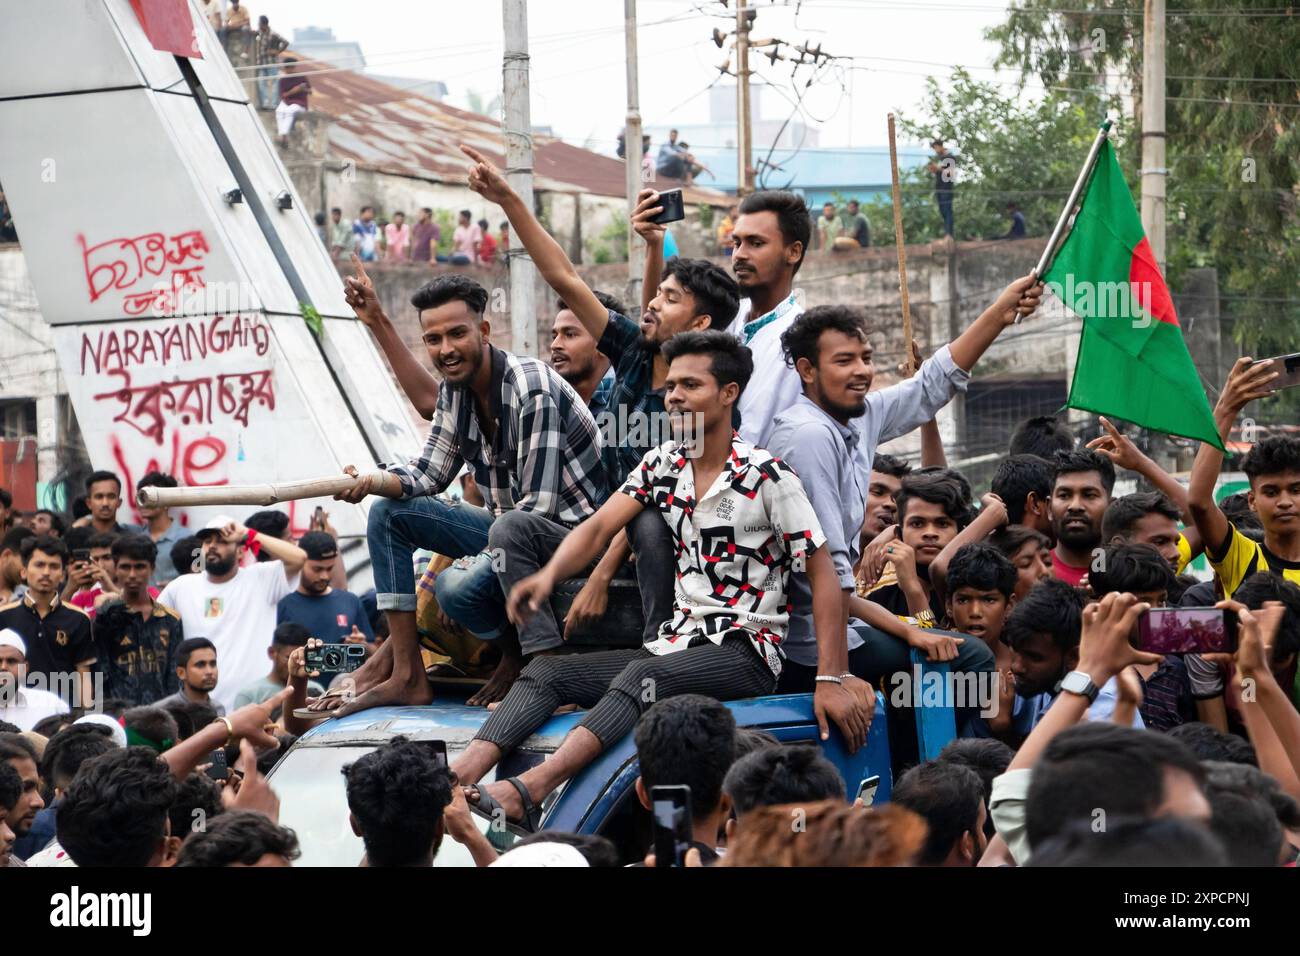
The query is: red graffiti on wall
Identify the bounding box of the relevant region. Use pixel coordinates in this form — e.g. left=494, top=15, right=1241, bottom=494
left=80, top=315, right=271, bottom=375
left=93, top=368, right=275, bottom=445
left=78, top=229, right=210, bottom=316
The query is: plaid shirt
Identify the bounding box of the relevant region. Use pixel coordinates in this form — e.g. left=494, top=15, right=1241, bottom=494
left=386, top=346, right=606, bottom=525
left=253, top=29, right=289, bottom=64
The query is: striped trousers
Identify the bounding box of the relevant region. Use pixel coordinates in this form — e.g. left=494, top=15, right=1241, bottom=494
left=475, top=634, right=776, bottom=751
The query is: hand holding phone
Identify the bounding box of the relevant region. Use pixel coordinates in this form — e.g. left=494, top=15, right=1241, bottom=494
left=650, top=784, right=693, bottom=867
left=1137, top=606, right=1238, bottom=655
left=647, top=188, right=685, bottom=225
left=855, top=775, right=881, bottom=807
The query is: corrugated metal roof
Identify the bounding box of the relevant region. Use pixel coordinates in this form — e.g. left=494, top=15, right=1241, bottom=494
left=296, top=55, right=730, bottom=205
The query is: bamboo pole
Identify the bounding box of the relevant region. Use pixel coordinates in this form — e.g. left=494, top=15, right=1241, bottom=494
left=887, top=113, right=914, bottom=375
left=136, top=472, right=387, bottom=509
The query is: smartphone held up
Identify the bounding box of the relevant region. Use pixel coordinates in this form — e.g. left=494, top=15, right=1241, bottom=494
left=1136, top=606, right=1238, bottom=656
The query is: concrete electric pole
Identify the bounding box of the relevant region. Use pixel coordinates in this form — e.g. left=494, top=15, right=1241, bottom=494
left=1140, top=0, right=1166, bottom=269
left=623, top=0, right=644, bottom=310
left=502, top=0, right=537, bottom=355
left=735, top=0, right=754, bottom=195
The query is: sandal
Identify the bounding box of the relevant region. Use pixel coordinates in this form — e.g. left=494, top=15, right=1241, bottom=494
left=466, top=777, right=543, bottom=835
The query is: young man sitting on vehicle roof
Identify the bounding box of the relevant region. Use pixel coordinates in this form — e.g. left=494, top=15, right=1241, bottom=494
left=449, top=331, right=872, bottom=833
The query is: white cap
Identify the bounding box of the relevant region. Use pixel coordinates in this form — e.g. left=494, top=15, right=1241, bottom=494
left=195, top=515, right=237, bottom=537
left=488, top=842, right=589, bottom=868
left=74, top=713, right=128, bottom=748
left=0, top=628, right=26, bottom=657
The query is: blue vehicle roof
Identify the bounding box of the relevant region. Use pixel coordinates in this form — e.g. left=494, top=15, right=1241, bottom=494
left=290, top=692, right=893, bottom=835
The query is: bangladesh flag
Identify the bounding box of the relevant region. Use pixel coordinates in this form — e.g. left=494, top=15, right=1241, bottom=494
left=1045, top=138, right=1223, bottom=449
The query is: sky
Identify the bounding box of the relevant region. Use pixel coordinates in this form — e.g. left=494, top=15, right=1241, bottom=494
left=250, top=0, right=1024, bottom=154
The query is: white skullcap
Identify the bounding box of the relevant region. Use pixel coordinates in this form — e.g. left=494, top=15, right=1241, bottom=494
left=488, top=842, right=589, bottom=868
left=74, top=712, right=128, bottom=748
left=0, top=628, right=26, bottom=657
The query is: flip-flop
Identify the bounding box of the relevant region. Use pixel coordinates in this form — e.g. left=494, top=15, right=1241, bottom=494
left=466, top=777, right=543, bottom=835
left=291, top=707, right=335, bottom=721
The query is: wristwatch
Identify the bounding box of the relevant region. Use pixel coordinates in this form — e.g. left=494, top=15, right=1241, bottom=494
left=1059, top=670, right=1099, bottom=704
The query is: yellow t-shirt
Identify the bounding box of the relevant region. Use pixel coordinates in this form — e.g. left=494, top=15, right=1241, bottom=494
left=1208, top=525, right=1300, bottom=598
left=1176, top=533, right=1193, bottom=576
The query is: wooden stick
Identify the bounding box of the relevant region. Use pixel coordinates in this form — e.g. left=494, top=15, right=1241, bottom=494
left=136, top=472, right=388, bottom=509
left=887, top=113, right=915, bottom=375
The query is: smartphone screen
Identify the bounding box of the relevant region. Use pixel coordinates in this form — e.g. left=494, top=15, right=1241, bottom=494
left=856, top=775, right=881, bottom=807
left=415, top=739, right=448, bottom=772
left=1137, top=606, right=1238, bottom=655
left=650, top=784, right=693, bottom=867
left=72, top=548, right=92, bottom=565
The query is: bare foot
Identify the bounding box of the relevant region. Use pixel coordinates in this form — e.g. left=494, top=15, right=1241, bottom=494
left=332, top=672, right=434, bottom=717
left=306, top=643, right=395, bottom=711
left=467, top=652, right=523, bottom=707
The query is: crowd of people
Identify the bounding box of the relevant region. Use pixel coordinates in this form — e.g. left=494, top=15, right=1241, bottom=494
left=320, top=205, right=510, bottom=267
left=3, top=138, right=1298, bottom=868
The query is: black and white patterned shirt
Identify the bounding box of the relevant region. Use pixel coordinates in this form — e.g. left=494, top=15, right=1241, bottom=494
left=386, top=346, right=606, bottom=525
left=619, top=433, right=827, bottom=677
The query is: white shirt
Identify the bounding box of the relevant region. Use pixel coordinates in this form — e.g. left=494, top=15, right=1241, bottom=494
left=158, top=562, right=299, bottom=712
left=726, top=292, right=805, bottom=448
left=0, top=684, right=69, bottom=731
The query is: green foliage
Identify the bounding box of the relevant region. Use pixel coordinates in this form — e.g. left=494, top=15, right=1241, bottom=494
left=697, top=203, right=715, bottom=230
left=432, top=209, right=456, bottom=257
left=858, top=69, right=1116, bottom=248
left=589, top=216, right=629, bottom=265
left=985, top=0, right=1300, bottom=361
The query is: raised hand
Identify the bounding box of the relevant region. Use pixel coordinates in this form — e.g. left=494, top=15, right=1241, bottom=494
left=631, top=188, right=667, bottom=245
left=461, top=144, right=515, bottom=205
left=992, top=272, right=1044, bottom=325
left=343, top=253, right=385, bottom=327
left=1076, top=592, right=1162, bottom=681
left=1216, top=356, right=1279, bottom=418
left=1086, top=416, right=1146, bottom=472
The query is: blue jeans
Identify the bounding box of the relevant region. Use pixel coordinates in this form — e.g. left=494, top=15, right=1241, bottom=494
left=937, top=190, right=954, bottom=236
left=256, top=64, right=279, bottom=109
left=368, top=496, right=494, bottom=613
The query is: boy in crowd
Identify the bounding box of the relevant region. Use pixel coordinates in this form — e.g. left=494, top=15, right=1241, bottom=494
left=892, top=760, right=988, bottom=866
left=988, top=525, right=1053, bottom=602
left=82, top=470, right=126, bottom=536
left=1009, top=415, right=1074, bottom=460
left=0, top=526, right=34, bottom=603
left=276, top=531, right=373, bottom=644
left=1047, top=449, right=1115, bottom=587
left=1002, top=577, right=1142, bottom=734
left=233, top=622, right=324, bottom=709
left=943, top=544, right=1018, bottom=740
left=132, top=471, right=188, bottom=587
left=1189, top=357, right=1300, bottom=599
left=990, top=454, right=1053, bottom=541
left=161, top=638, right=224, bottom=716
left=0, top=536, right=95, bottom=708
left=1088, top=543, right=1200, bottom=731
left=92, top=534, right=183, bottom=704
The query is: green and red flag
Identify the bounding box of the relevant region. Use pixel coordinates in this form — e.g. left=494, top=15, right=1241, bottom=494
left=1044, top=137, right=1223, bottom=449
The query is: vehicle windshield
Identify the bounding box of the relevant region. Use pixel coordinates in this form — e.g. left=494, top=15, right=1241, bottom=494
left=271, top=744, right=508, bottom=867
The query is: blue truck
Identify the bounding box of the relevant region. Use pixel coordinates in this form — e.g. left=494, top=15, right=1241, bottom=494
left=268, top=690, right=906, bottom=867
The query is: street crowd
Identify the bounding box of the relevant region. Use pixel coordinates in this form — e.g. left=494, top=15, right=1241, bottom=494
left=2, top=142, right=1298, bottom=869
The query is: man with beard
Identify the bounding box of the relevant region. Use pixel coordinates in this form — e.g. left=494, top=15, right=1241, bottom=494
left=768, top=307, right=997, bottom=709
left=1047, top=449, right=1115, bottom=588
left=160, top=638, right=224, bottom=715
left=157, top=517, right=306, bottom=713
left=325, top=265, right=606, bottom=712
left=0, top=734, right=43, bottom=864
left=549, top=292, right=624, bottom=412
left=276, top=531, right=373, bottom=644
left=461, top=148, right=738, bottom=647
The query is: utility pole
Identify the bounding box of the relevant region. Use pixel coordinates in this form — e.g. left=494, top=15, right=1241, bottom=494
left=735, top=0, right=753, bottom=195
left=1140, top=0, right=1166, bottom=269
left=623, top=0, right=644, bottom=310
left=502, top=0, right=537, bottom=355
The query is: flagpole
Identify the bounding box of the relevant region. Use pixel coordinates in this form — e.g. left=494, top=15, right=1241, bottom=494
left=1034, top=120, right=1113, bottom=280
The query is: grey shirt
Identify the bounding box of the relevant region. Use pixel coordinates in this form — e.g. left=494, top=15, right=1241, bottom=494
left=766, top=345, right=969, bottom=666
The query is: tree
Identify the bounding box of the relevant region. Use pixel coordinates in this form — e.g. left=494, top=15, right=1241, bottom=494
left=985, top=0, right=1300, bottom=359
left=861, top=69, right=1118, bottom=248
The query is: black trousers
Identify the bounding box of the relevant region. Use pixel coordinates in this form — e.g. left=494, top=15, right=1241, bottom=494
left=475, top=634, right=775, bottom=752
